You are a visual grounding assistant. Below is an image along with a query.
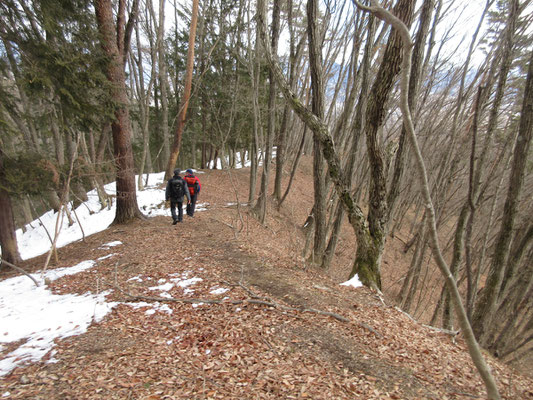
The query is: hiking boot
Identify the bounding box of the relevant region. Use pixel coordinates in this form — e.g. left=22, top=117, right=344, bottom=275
left=172, top=219, right=178, bottom=225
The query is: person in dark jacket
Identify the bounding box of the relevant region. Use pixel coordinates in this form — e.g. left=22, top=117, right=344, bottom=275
left=165, top=169, right=191, bottom=224
left=183, top=169, right=201, bottom=217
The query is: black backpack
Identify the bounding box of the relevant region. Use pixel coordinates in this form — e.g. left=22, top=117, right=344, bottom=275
left=171, top=177, right=185, bottom=198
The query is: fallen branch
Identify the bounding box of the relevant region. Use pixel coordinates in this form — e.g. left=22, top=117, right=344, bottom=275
left=0, top=259, right=39, bottom=287
left=103, top=279, right=350, bottom=323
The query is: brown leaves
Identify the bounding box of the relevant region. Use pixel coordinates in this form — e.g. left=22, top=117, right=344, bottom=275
left=2, top=168, right=532, bottom=399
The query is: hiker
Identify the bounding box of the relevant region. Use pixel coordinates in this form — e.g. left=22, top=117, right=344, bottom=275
left=165, top=169, right=191, bottom=224
left=183, top=169, right=202, bottom=217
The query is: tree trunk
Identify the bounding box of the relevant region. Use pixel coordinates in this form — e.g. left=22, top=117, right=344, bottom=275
left=0, top=147, right=21, bottom=266
left=158, top=0, right=170, bottom=169
left=351, top=0, right=415, bottom=287
left=94, top=0, right=143, bottom=224
left=253, top=0, right=281, bottom=224
left=307, top=0, right=327, bottom=264
left=363, top=0, right=501, bottom=396
left=473, top=46, right=533, bottom=344
left=386, top=0, right=434, bottom=217
left=165, top=0, right=200, bottom=180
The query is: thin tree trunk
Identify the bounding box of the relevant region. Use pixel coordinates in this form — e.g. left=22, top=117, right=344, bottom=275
left=473, top=47, right=533, bottom=344
left=158, top=0, right=170, bottom=169
left=307, top=0, right=327, bottom=265
left=165, top=0, right=200, bottom=180
left=253, top=0, right=280, bottom=224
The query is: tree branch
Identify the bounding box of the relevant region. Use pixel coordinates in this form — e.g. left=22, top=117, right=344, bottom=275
left=0, top=259, right=39, bottom=287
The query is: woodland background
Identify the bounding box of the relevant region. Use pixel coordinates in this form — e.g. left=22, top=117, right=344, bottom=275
left=0, top=0, right=532, bottom=397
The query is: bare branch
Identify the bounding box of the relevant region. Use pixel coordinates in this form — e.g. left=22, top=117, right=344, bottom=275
left=0, top=259, right=39, bottom=287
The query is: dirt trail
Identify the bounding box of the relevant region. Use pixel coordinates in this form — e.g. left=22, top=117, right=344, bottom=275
left=1, top=167, right=532, bottom=399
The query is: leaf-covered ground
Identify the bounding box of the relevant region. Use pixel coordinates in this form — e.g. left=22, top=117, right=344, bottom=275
left=1, top=165, right=532, bottom=399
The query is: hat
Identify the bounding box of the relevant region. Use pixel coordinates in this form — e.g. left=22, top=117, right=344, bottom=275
left=186, top=169, right=193, bottom=174
left=173, top=168, right=181, bottom=175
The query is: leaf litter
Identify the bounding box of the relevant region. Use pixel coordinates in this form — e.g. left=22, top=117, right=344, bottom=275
left=1, top=166, right=532, bottom=399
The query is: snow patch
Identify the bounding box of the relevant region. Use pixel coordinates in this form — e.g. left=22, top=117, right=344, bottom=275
left=340, top=275, right=363, bottom=288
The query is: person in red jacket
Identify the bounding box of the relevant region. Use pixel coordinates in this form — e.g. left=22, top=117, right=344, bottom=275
left=183, top=169, right=201, bottom=217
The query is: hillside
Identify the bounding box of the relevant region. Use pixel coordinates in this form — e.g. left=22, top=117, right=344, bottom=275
left=1, top=161, right=532, bottom=399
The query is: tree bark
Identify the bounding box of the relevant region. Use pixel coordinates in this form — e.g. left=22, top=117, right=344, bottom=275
left=307, top=0, right=327, bottom=264
left=94, top=0, right=143, bottom=224
left=473, top=47, right=533, bottom=344
left=353, top=0, right=501, bottom=397
left=0, top=146, right=21, bottom=266
left=165, top=0, right=200, bottom=180
left=253, top=0, right=280, bottom=224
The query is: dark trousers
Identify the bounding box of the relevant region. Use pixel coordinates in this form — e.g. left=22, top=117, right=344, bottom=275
left=170, top=199, right=184, bottom=222
left=186, top=193, right=198, bottom=216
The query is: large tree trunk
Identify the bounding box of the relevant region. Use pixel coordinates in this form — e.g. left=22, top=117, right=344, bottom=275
left=165, top=0, right=200, bottom=180
left=94, top=0, right=143, bottom=224
left=0, top=147, right=21, bottom=266
left=350, top=0, right=415, bottom=288
left=363, top=1, right=501, bottom=396
left=257, top=0, right=378, bottom=290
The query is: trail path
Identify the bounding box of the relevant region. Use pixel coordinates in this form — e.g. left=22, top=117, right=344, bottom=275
left=1, top=168, right=531, bottom=399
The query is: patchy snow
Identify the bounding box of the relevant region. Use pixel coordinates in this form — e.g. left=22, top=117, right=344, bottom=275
left=149, top=276, right=203, bottom=296
left=10, top=171, right=209, bottom=261
left=99, top=240, right=123, bottom=249
left=0, top=260, right=118, bottom=376
left=210, top=287, right=229, bottom=295
left=0, top=171, right=210, bottom=376
left=340, top=274, right=363, bottom=289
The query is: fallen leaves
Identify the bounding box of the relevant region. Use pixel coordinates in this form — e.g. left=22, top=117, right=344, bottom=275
left=1, top=168, right=532, bottom=399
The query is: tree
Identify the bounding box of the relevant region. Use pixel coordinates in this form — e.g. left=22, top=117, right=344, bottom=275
left=165, top=0, right=200, bottom=180
left=349, top=0, right=415, bottom=288
left=94, top=0, right=143, bottom=223
left=0, top=145, right=21, bottom=266
left=253, top=0, right=281, bottom=224
left=351, top=1, right=502, bottom=397
left=256, top=0, right=413, bottom=291
left=473, top=45, right=533, bottom=345
left=306, top=0, right=328, bottom=264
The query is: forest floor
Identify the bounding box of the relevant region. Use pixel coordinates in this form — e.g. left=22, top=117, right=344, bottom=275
left=1, top=160, right=532, bottom=399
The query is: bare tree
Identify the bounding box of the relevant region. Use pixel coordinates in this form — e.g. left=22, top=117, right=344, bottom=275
left=165, top=0, right=200, bottom=180
left=473, top=46, right=533, bottom=345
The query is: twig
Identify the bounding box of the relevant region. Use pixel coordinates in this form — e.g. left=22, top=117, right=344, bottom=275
left=225, top=169, right=245, bottom=234
left=42, top=134, right=81, bottom=275
left=237, top=282, right=264, bottom=299
left=103, top=279, right=350, bottom=322
left=71, top=205, right=86, bottom=241
left=34, top=198, right=58, bottom=261
left=359, top=322, right=384, bottom=339
left=0, top=258, right=39, bottom=287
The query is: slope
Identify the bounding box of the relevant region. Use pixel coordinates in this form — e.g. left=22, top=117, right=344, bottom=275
left=0, top=161, right=532, bottom=399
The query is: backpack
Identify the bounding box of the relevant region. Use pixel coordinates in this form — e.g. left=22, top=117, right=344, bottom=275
left=171, top=177, right=185, bottom=198
left=184, top=175, right=198, bottom=195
